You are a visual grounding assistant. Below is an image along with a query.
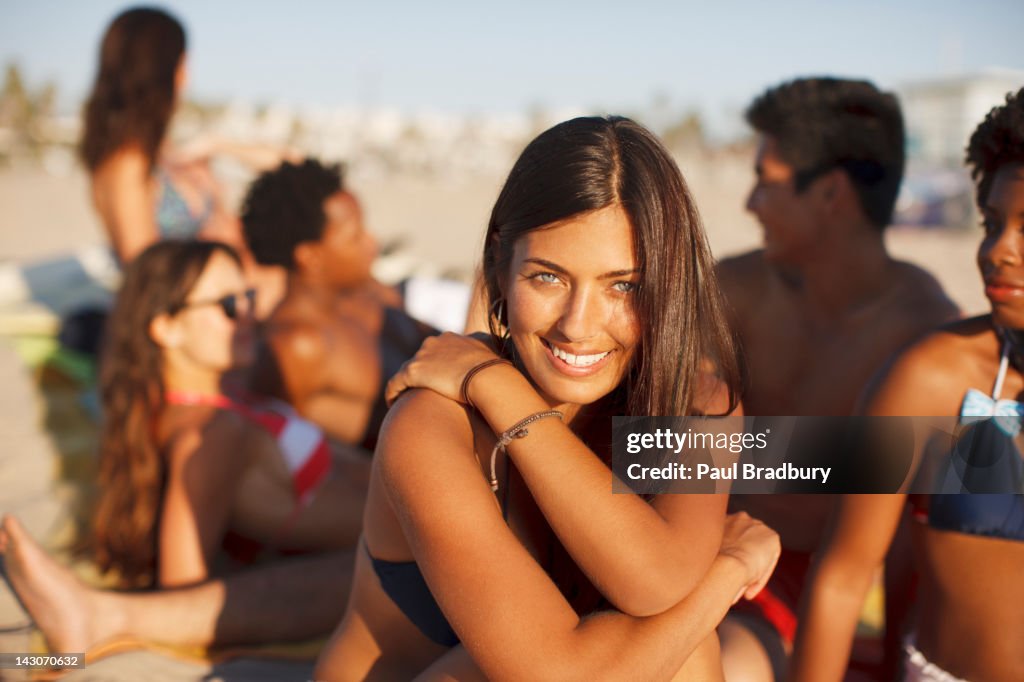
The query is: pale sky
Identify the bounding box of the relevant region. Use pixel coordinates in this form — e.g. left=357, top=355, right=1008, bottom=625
left=3, top=0, right=1022, bottom=136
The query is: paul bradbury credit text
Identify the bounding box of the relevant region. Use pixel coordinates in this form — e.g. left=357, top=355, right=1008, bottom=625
left=625, top=462, right=831, bottom=483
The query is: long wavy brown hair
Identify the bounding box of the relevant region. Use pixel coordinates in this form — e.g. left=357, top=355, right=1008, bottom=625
left=80, top=7, right=186, bottom=172
left=93, top=240, right=239, bottom=587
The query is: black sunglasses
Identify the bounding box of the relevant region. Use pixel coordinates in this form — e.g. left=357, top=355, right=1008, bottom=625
left=172, top=288, right=256, bottom=320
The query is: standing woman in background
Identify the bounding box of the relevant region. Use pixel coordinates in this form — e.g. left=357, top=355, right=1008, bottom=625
left=80, top=7, right=291, bottom=312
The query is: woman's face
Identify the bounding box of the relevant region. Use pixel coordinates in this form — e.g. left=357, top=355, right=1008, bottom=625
left=504, top=204, right=641, bottom=409
left=164, top=251, right=256, bottom=372
left=978, top=163, right=1024, bottom=329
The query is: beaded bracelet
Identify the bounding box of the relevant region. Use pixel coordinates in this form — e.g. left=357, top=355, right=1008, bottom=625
left=489, top=410, right=563, bottom=492
left=460, top=358, right=513, bottom=408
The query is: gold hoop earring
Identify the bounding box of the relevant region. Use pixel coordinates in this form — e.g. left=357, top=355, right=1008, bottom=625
left=490, top=299, right=508, bottom=337
left=490, top=298, right=511, bottom=358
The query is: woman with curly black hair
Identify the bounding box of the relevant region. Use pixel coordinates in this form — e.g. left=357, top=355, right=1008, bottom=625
left=790, top=88, right=1024, bottom=682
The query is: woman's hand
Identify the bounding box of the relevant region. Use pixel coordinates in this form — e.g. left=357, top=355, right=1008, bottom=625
left=385, top=332, right=503, bottom=406
left=718, top=512, right=781, bottom=603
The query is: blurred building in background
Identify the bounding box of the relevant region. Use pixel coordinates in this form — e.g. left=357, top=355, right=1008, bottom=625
left=900, top=68, right=1024, bottom=164
left=894, top=69, right=1024, bottom=228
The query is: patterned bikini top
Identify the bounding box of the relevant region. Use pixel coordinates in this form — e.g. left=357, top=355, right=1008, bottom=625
left=154, top=168, right=215, bottom=238
left=923, top=337, right=1024, bottom=541
left=960, top=339, right=1024, bottom=437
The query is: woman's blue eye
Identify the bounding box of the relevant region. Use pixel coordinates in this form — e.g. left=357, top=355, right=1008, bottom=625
left=535, top=272, right=559, bottom=283
left=613, top=281, right=636, bottom=293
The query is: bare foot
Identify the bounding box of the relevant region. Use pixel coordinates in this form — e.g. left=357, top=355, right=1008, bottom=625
left=0, top=515, right=114, bottom=652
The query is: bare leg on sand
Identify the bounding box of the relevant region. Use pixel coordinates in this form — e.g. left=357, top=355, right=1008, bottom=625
left=0, top=515, right=352, bottom=652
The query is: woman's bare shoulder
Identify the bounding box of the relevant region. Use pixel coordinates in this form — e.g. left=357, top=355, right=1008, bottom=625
left=897, top=316, right=994, bottom=372
left=379, top=389, right=473, bottom=451
left=867, top=316, right=996, bottom=415
left=376, top=390, right=477, bottom=486
left=92, top=145, right=150, bottom=182
left=160, top=406, right=250, bottom=467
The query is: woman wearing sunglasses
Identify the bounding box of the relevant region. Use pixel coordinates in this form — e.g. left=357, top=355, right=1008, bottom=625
left=78, top=7, right=296, bottom=319
left=92, top=239, right=368, bottom=589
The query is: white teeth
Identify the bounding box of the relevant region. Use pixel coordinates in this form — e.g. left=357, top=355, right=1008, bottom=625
left=546, top=341, right=610, bottom=367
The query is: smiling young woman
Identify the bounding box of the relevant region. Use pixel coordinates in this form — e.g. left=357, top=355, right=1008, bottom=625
left=313, top=116, right=780, bottom=681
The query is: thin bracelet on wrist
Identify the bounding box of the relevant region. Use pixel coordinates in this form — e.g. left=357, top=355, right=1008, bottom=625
left=460, top=358, right=513, bottom=408
left=489, top=410, right=563, bottom=492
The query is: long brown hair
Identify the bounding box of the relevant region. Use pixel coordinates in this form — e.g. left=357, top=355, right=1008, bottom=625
left=80, top=7, right=186, bottom=172
left=483, top=116, right=741, bottom=417
left=93, top=240, right=239, bottom=586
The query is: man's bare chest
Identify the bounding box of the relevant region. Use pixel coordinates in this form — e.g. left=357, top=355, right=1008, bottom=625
left=740, top=313, right=906, bottom=416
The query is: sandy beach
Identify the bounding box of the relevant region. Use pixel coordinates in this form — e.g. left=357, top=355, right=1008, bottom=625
left=0, top=159, right=990, bottom=311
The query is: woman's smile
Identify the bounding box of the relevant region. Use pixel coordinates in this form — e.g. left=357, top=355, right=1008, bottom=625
left=540, top=338, right=615, bottom=374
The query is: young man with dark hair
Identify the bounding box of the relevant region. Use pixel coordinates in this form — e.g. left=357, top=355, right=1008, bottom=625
left=716, top=77, right=958, bottom=681
left=241, top=158, right=437, bottom=448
